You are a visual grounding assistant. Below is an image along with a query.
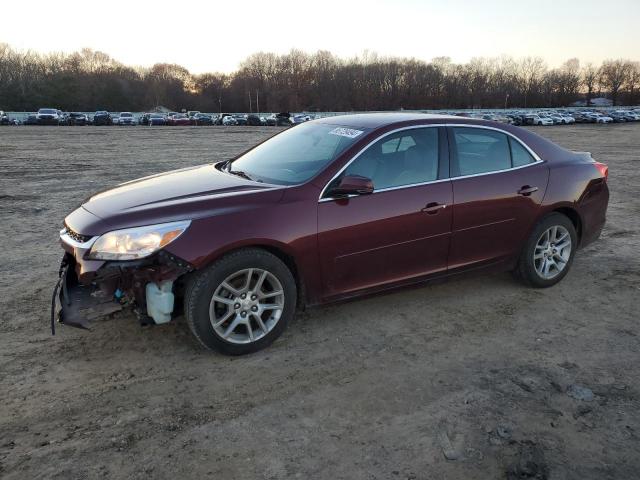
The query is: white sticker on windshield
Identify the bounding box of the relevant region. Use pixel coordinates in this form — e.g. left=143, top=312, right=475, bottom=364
left=329, top=127, right=364, bottom=139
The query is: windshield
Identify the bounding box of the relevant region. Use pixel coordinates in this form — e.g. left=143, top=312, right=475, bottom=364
left=121, top=112, right=132, bottom=117
left=39, top=109, right=57, bottom=114
left=229, top=122, right=366, bottom=185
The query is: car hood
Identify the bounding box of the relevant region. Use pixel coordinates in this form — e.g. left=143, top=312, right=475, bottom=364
left=74, top=164, right=284, bottom=234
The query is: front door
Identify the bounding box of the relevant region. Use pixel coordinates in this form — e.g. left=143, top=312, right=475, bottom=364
left=318, top=127, right=453, bottom=298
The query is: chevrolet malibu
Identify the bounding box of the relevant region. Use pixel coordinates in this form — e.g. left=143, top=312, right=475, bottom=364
left=53, top=113, right=609, bottom=355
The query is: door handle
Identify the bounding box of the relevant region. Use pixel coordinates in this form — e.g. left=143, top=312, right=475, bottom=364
left=517, top=185, right=538, bottom=196
left=423, top=202, right=447, bottom=214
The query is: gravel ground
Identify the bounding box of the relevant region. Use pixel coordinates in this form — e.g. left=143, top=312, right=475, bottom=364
left=1, top=124, right=639, bottom=479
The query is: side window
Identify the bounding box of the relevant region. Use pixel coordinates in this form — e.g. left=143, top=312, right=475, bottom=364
left=452, top=128, right=511, bottom=176
left=341, top=128, right=439, bottom=191
left=509, top=137, right=536, bottom=167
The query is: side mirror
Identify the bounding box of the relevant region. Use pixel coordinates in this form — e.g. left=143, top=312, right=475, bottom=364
left=328, top=175, right=374, bottom=197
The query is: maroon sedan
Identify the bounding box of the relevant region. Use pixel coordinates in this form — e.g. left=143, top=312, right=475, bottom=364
left=53, top=114, right=609, bottom=354
left=167, top=113, right=192, bottom=126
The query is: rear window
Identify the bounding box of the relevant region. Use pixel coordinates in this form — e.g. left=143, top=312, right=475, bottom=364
left=509, top=137, right=536, bottom=167
left=453, top=128, right=511, bottom=176
left=452, top=127, right=536, bottom=176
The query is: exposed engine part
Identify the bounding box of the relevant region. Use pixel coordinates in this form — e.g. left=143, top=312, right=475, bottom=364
left=145, top=281, right=175, bottom=324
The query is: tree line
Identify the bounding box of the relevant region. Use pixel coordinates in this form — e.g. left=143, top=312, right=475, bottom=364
left=1, top=43, right=638, bottom=113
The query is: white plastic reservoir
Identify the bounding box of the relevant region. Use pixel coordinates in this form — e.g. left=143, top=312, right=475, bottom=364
left=146, top=281, right=174, bottom=324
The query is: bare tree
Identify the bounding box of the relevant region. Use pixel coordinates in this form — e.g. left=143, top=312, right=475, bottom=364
left=624, top=62, right=640, bottom=105
left=0, top=42, right=638, bottom=112
left=599, top=60, right=632, bottom=106
left=581, top=63, right=599, bottom=106
left=519, top=57, right=546, bottom=108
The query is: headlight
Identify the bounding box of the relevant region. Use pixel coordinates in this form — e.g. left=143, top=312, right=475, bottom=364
left=88, top=220, right=191, bottom=260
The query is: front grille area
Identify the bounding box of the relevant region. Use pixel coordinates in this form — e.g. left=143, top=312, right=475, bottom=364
left=65, top=227, right=92, bottom=243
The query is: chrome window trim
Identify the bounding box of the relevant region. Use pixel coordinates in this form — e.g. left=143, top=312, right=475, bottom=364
left=318, top=123, right=544, bottom=203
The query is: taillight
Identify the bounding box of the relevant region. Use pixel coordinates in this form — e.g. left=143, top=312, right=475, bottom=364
left=594, top=161, right=608, bottom=181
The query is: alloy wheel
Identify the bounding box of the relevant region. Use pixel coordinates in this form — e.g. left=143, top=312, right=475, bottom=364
left=533, top=225, right=572, bottom=280
left=209, top=268, right=285, bottom=344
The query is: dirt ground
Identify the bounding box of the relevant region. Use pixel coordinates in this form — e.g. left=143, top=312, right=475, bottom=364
left=1, top=124, right=639, bottom=480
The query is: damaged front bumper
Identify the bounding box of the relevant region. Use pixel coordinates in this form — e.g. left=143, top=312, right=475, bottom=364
left=51, top=229, right=193, bottom=334
left=51, top=256, right=124, bottom=332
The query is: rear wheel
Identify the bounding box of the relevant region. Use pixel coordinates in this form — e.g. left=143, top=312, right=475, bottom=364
left=184, top=249, right=297, bottom=355
left=515, top=213, right=577, bottom=288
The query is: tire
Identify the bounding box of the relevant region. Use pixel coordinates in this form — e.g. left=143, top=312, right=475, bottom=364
left=515, top=213, right=577, bottom=288
left=184, top=248, right=297, bottom=355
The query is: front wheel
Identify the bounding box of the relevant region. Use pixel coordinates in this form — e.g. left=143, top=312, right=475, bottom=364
left=184, top=248, right=297, bottom=355
left=515, top=213, right=577, bottom=288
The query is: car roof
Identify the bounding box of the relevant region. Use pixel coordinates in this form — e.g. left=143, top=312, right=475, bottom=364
left=314, top=112, right=575, bottom=163
left=313, top=112, right=460, bottom=129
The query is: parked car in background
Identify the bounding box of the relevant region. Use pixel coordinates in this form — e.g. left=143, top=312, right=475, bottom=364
left=587, top=112, right=613, bottom=124
left=275, top=112, right=292, bottom=126
left=571, top=112, right=591, bottom=123
left=192, top=113, right=214, bottom=125
left=53, top=113, right=609, bottom=354
left=525, top=114, right=553, bottom=126
left=93, top=111, right=113, bottom=126
left=537, top=112, right=561, bottom=125
left=292, top=114, right=312, bottom=125
left=36, top=108, right=62, bottom=125
left=549, top=113, right=575, bottom=125
left=23, top=113, right=39, bottom=125
left=613, top=110, right=636, bottom=121
left=233, top=114, right=248, bottom=126
left=246, top=114, right=262, bottom=126
left=118, top=112, right=136, bottom=125
left=187, top=111, right=201, bottom=122
left=138, top=113, right=151, bottom=125
left=167, top=113, right=191, bottom=126
left=216, top=113, right=233, bottom=125
left=608, top=111, right=627, bottom=123
left=222, top=115, right=238, bottom=126
left=67, top=112, right=89, bottom=126
left=1, top=112, right=19, bottom=125
left=148, top=113, right=167, bottom=126
left=505, top=114, right=524, bottom=126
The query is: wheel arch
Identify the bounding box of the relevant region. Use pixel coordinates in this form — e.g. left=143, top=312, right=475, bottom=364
left=196, top=241, right=307, bottom=308
left=551, top=206, right=583, bottom=245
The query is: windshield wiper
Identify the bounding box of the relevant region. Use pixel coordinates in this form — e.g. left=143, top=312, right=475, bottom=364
left=227, top=167, right=255, bottom=182
left=222, top=160, right=263, bottom=182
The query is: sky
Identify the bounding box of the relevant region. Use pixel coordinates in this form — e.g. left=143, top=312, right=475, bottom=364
left=2, top=0, right=639, bottom=73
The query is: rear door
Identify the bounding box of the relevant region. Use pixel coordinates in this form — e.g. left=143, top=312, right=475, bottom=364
left=447, top=126, right=549, bottom=270
left=317, top=126, right=452, bottom=298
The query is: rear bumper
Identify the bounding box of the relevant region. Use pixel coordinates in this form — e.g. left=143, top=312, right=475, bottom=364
left=579, top=181, right=609, bottom=248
